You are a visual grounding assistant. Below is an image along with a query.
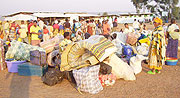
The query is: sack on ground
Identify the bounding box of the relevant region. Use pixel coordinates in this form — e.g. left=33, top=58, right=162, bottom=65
left=73, top=65, right=103, bottom=94
left=41, top=68, right=64, bottom=86
left=130, top=55, right=148, bottom=75
left=103, top=53, right=136, bottom=81
left=99, top=62, right=112, bottom=75
left=99, top=74, right=116, bottom=86
left=126, top=32, right=138, bottom=45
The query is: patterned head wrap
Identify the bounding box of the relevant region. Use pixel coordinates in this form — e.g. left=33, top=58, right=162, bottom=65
left=154, top=17, right=163, bottom=25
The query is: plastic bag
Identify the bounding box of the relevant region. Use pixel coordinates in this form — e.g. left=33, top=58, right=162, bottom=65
left=130, top=55, right=148, bottom=75
left=136, top=43, right=149, bottom=56
left=41, top=68, right=64, bottom=86
left=103, top=53, right=136, bottom=81
left=73, top=65, right=103, bottom=94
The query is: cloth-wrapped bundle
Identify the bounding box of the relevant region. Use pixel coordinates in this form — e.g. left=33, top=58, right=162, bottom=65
left=47, top=50, right=61, bottom=67
left=6, top=40, right=45, bottom=61
left=126, top=32, right=138, bottom=45
left=61, top=35, right=117, bottom=71
left=40, top=35, right=64, bottom=53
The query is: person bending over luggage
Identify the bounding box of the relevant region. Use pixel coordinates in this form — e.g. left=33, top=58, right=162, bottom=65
left=59, top=32, right=72, bottom=52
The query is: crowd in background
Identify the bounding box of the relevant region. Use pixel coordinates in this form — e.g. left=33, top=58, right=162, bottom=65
left=0, top=17, right=149, bottom=46
left=0, top=17, right=180, bottom=75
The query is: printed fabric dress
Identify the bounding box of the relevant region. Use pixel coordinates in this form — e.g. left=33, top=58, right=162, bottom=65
left=166, top=24, right=179, bottom=58
left=148, top=26, right=166, bottom=70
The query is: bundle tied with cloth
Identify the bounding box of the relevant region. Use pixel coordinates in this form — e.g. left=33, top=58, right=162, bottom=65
left=168, top=24, right=180, bottom=40
left=60, top=35, right=117, bottom=71
left=60, top=35, right=136, bottom=81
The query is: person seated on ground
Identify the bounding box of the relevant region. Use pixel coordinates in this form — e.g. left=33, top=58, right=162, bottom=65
left=59, top=32, right=72, bottom=52
left=123, top=23, right=135, bottom=34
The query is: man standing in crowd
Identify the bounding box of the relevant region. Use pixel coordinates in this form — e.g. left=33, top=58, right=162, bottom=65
left=3, top=21, right=10, bottom=40
left=37, top=18, right=44, bottom=30
left=133, top=19, right=140, bottom=31
left=112, top=18, right=118, bottom=32
left=18, top=20, right=28, bottom=43
left=103, top=20, right=110, bottom=35
left=64, top=18, right=71, bottom=33
left=28, top=20, right=34, bottom=44
left=30, top=20, right=41, bottom=46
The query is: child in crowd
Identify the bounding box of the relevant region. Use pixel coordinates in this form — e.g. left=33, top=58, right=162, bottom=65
left=59, top=32, right=72, bottom=52
left=43, top=26, right=50, bottom=42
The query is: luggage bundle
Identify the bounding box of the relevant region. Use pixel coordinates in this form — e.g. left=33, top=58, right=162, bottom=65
left=126, top=32, right=138, bottom=45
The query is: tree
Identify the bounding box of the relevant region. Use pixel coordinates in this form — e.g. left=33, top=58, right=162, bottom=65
left=102, top=12, right=108, bottom=16
left=172, top=7, right=180, bottom=19
left=131, top=0, right=146, bottom=13
left=131, top=0, right=179, bottom=18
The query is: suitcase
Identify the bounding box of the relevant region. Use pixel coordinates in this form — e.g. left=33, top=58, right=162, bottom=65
left=0, top=39, right=6, bottom=71
left=18, top=63, right=48, bottom=76
left=30, top=50, right=47, bottom=66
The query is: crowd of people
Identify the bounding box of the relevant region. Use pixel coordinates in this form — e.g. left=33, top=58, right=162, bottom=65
left=0, top=17, right=179, bottom=75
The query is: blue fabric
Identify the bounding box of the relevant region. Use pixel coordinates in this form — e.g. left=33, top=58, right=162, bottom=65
left=59, top=25, right=64, bottom=30
left=138, top=34, right=145, bottom=40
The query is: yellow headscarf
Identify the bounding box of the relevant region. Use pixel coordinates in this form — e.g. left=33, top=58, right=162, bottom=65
left=154, top=17, right=163, bottom=25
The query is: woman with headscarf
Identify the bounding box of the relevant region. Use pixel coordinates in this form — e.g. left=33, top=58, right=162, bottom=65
left=53, top=20, right=59, bottom=37
left=147, top=17, right=166, bottom=74
left=166, top=18, right=179, bottom=59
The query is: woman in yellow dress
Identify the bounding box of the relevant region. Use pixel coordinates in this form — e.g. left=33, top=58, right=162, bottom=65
left=148, top=17, right=166, bottom=74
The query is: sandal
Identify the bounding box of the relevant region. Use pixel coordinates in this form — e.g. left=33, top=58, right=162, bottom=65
left=147, top=70, right=156, bottom=74
left=155, top=70, right=161, bottom=74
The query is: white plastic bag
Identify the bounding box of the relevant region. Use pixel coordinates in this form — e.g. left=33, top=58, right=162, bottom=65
left=130, top=55, right=148, bottom=75
left=136, top=43, right=149, bottom=56
left=103, top=53, right=136, bottom=81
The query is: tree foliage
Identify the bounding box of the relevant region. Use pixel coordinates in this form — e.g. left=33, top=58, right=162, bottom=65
left=131, top=0, right=179, bottom=18
left=102, top=12, right=108, bottom=16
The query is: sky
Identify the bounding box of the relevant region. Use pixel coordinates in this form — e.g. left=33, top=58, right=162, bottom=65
left=0, top=0, right=180, bottom=16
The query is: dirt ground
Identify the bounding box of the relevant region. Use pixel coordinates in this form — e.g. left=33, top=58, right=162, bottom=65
left=0, top=62, right=180, bottom=98
left=0, top=23, right=180, bottom=98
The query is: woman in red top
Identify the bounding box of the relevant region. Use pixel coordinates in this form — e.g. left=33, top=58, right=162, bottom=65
left=43, top=26, right=50, bottom=42
left=9, top=21, right=20, bottom=41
